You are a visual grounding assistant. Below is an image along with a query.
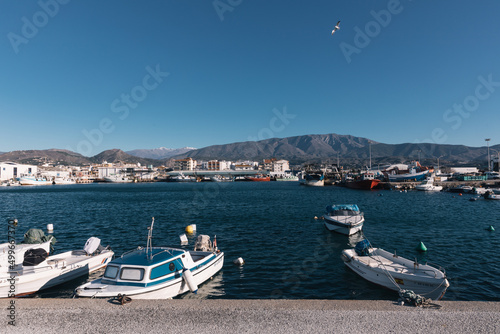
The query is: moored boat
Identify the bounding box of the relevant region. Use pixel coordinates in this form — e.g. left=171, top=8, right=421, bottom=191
left=341, top=240, right=449, bottom=300
left=323, top=204, right=364, bottom=235
left=415, top=178, right=443, bottom=192
left=75, top=219, right=224, bottom=299
left=103, top=174, right=133, bottom=183
left=0, top=237, right=113, bottom=298
left=245, top=174, right=270, bottom=182
left=484, top=190, right=500, bottom=200
left=18, top=176, right=52, bottom=186
left=304, top=172, right=324, bottom=186
left=345, top=173, right=380, bottom=190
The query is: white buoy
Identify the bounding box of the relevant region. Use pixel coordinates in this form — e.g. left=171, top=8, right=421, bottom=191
left=233, top=257, right=245, bottom=266
left=179, top=234, right=188, bottom=245
left=47, top=224, right=54, bottom=233
left=182, top=268, right=198, bottom=293
left=190, top=224, right=196, bottom=232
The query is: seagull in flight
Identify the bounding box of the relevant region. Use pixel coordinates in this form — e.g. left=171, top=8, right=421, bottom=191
left=331, top=20, right=341, bottom=35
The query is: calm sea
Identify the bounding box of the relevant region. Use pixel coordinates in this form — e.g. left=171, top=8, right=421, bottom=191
left=1, top=182, right=498, bottom=301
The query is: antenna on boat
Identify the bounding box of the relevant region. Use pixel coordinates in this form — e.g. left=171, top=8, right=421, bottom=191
left=147, top=217, right=155, bottom=260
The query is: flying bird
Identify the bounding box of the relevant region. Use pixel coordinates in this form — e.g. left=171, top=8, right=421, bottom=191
left=331, top=20, right=341, bottom=35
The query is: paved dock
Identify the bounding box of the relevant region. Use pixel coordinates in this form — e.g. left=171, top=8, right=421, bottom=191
left=1, top=299, right=499, bottom=333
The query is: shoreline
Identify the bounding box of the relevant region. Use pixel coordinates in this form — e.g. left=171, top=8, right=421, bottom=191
left=1, top=299, right=499, bottom=333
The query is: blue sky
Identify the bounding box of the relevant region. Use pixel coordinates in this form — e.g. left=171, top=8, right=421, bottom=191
left=1, top=0, right=499, bottom=156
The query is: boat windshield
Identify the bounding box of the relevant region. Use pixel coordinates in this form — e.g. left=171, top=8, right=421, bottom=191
left=327, top=204, right=360, bottom=214
left=103, top=265, right=119, bottom=279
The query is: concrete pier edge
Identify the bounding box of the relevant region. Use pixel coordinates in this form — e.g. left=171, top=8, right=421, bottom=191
left=1, top=299, right=499, bottom=333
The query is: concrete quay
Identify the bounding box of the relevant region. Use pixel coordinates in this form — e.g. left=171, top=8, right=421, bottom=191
left=1, top=299, right=499, bottom=334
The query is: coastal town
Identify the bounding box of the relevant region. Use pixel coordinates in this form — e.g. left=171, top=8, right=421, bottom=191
left=1, top=155, right=499, bottom=194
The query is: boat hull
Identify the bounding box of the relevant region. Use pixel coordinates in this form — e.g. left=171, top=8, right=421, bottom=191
left=388, top=170, right=429, bottom=182
left=341, top=248, right=449, bottom=300
left=0, top=250, right=114, bottom=298
left=323, top=216, right=364, bottom=235
left=76, top=251, right=224, bottom=299
left=345, top=179, right=380, bottom=190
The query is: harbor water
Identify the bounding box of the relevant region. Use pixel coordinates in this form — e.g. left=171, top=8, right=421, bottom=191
left=1, top=182, right=498, bottom=301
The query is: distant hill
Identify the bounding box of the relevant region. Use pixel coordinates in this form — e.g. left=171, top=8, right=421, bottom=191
left=172, top=134, right=498, bottom=167
left=0, top=134, right=497, bottom=167
left=126, top=147, right=195, bottom=160
left=0, top=149, right=159, bottom=166
left=90, top=149, right=158, bottom=166
left=0, top=149, right=91, bottom=165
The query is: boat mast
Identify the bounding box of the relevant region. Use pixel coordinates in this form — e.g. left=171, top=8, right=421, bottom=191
left=147, top=217, right=155, bottom=260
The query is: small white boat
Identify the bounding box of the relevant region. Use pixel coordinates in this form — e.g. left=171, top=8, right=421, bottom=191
left=18, top=176, right=52, bottom=186
left=75, top=218, right=224, bottom=299
left=0, top=237, right=113, bottom=297
left=304, top=172, right=324, bottom=186
left=103, top=174, right=133, bottom=183
left=210, top=175, right=234, bottom=182
left=484, top=191, right=500, bottom=200
left=53, top=177, right=77, bottom=185
left=341, top=240, right=449, bottom=300
left=323, top=204, right=364, bottom=235
left=170, top=173, right=199, bottom=182
left=275, top=176, right=299, bottom=181
left=415, top=178, right=443, bottom=191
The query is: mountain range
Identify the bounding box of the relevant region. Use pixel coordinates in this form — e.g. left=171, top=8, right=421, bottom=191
left=125, top=147, right=195, bottom=160
left=0, top=134, right=497, bottom=168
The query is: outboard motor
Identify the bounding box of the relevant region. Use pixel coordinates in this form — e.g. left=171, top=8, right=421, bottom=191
left=83, top=237, right=101, bottom=255
left=193, top=235, right=213, bottom=252
left=355, top=240, right=371, bottom=256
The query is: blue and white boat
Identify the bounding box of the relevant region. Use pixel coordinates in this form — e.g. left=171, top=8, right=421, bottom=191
left=75, top=218, right=224, bottom=299
left=18, top=175, right=52, bottom=186
left=323, top=204, right=364, bottom=235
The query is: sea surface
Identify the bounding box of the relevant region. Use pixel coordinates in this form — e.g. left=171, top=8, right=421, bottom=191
left=1, top=182, right=498, bottom=301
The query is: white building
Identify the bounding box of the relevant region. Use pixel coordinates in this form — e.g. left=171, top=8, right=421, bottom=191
left=174, top=158, right=196, bottom=171
left=272, top=160, right=290, bottom=174
left=0, top=162, right=37, bottom=181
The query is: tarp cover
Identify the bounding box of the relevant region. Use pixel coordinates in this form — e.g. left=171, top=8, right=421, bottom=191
left=326, top=204, right=360, bottom=213
left=23, top=248, right=48, bottom=266
left=23, top=229, right=56, bottom=245
left=355, top=240, right=371, bottom=256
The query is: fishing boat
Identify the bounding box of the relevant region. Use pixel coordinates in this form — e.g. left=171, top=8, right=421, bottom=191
left=415, top=178, right=443, bottom=191
left=245, top=174, right=270, bottom=182
left=323, top=204, right=364, bottom=235
left=385, top=161, right=431, bottom=182
left=304, top=172, right=324, bottom=186
left=0, top=237, right=113, bottom=297
left=275, top=175, right=299, bottom=181
left=341, top=240, right=449, bottom=300
left=448, top=185, right=474, bottom=193
left=75, top=218, right=224, bottom=299
left=18, top=176, right=52, bottom=186
left=345, top=173, right=380, bottom=190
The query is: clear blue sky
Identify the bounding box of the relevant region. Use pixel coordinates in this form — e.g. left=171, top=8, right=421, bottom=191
left=1, top=0, right=499, bottom=156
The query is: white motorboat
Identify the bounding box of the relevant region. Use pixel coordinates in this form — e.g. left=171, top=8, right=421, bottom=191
left=75, top=218, right=224, bottom=299
left=103, top=174, right=133, bottom=183
left=304, top=172, right=324, bottom=186
left=415, top=178, right=443, bottom=191
left=341, top=240, right=449, bottom=300
left=169, top=173, right=199, bottom=182
left=210, top=175, right=234, bottom=182
left=484, top=191, right=500, bottom=200
left=0, top=237, right=113, bottom=297
left=53, top=177, right=77, bottom=185
left=323, top=204, right=364, bottom=235
left=275, top=175, right=299, bottom=181
left=18, top=176, right=52, bottom=186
